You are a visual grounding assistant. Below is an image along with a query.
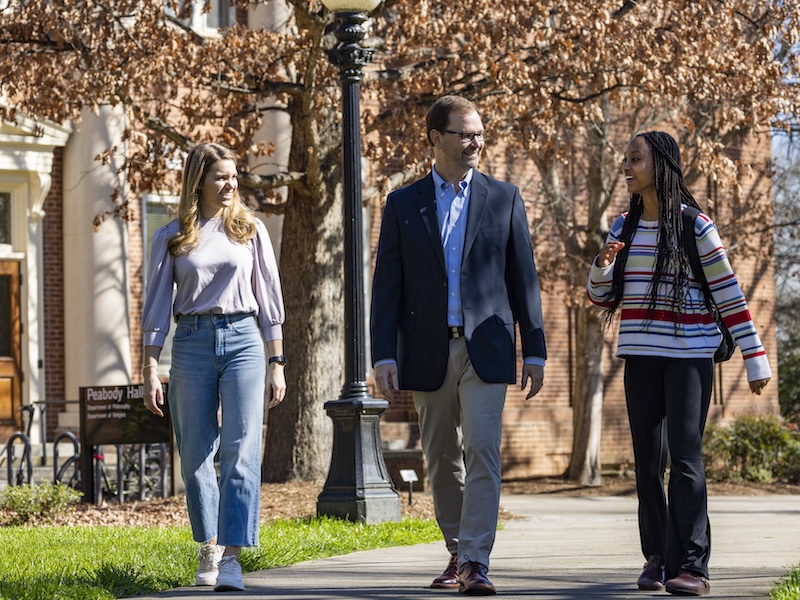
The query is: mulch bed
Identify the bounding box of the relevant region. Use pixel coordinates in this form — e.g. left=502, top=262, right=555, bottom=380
left=4, top=476, right=798, bottom=528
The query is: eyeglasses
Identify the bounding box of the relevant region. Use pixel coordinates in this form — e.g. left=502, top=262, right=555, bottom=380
left=444, top=130, right=486, bottom=143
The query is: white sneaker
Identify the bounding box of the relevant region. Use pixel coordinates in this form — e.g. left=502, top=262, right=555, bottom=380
left=214, top=555, right=244, bottom=592
left=195, top=543, right=225, bottom=586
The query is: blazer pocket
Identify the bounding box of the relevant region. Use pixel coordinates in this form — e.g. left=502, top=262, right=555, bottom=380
left=494, top=309, right=515, bottom=325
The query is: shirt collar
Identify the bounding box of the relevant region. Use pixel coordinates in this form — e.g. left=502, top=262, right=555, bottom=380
left=432, top=165, right=473, bottom=193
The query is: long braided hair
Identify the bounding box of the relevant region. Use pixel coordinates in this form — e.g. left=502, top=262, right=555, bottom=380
left=604, top=132, right=701, bottom=332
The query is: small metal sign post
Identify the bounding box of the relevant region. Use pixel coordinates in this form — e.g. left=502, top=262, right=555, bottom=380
left=399, top=468, right=419, bottom=506
left=79, top=384, right=172, bottom=504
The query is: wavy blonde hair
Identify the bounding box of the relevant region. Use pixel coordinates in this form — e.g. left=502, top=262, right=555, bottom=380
left=167, top=142, right=257, bottom=256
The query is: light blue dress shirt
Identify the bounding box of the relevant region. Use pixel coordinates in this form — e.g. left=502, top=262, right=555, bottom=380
left=432, top=166, right=470, bottom=328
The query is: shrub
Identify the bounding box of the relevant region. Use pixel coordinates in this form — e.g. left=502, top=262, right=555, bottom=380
left=778, top=345, right=800, bottom=426
left=703, top=414, right=800, bottom=483
left=0, top=481, right=81, bottom=525
left=776, top=441, right=800, bottom=484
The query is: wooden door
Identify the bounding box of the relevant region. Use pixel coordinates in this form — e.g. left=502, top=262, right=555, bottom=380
left=0, top=261, right=21, bottom=436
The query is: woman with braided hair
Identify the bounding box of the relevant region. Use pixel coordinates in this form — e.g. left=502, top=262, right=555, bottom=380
left=587, top=131, right=771, bottom=596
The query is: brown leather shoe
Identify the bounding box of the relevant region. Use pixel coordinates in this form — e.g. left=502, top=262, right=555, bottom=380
left=665, top=570, right=711, bottom=596
left=637, top=556, right=664, bottom=590
left=430, top=554, right=459, bottom=589
left=458, top=561, right=496, bottom=596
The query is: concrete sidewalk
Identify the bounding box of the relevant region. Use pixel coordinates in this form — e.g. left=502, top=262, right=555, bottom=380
left=134, top=494, right=800, bottom=599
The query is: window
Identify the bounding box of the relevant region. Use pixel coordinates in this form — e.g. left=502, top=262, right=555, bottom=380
left=203, top=0, right=231, bottom=29
left=167, top=0, right=232, bottom=34
left=143, top=195, right=179, bottom=376
left=144, top=197, right=178, bottom=256
left=0, top=192, right=10, bottom=246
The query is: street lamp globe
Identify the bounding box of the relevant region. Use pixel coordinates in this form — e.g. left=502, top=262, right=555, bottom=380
left=320, top=0, right=381, bottom=11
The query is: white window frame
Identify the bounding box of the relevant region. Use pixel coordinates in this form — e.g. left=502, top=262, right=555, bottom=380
left=142, top=194, right=180, bottom=377
left=169, top=0, right=233, bottom=37
left=0, top=185, right=26, bottom=260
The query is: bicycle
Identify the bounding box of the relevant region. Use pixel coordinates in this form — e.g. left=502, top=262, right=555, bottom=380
left=55, top=444, right=128, bottom=503
left=121, top=443, right=168, bottom=501
left=55, top=442, right=167, bottom=503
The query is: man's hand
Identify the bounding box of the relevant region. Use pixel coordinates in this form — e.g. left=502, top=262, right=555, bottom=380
left=374, top=363, right=399, bottom=402
left=521, top=364, right=544, bottom=400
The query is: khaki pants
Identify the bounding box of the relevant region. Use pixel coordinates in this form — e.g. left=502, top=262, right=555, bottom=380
left=412, top=337, right=507, bottom=570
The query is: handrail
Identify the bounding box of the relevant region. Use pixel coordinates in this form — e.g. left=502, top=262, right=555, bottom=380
left=32, top=400, right=80, bottom=466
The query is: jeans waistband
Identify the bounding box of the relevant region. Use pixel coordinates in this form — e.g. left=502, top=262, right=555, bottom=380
left=175, top=313, right=255, bottom=326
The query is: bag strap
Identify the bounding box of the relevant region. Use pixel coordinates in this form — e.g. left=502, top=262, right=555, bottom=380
left=681, top=206, right=717, bottom=315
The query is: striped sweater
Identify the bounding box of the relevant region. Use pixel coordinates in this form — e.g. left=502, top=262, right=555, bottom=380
left=587, top=208, right=771, bottom=383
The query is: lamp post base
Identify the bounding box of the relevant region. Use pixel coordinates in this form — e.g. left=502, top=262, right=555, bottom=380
left=316, top=397, right=402, bottom=524
left=316, top=493, right=402, bottom=524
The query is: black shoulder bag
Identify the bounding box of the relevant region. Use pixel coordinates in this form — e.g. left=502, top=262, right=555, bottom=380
left=681, top=207, right=735, bottom=363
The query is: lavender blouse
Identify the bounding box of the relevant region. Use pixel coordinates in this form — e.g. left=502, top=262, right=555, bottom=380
left=142, top=217, right=285, bottom=348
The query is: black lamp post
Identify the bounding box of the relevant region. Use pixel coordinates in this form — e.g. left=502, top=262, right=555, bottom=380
left=316, top=0, right=401, bottom=524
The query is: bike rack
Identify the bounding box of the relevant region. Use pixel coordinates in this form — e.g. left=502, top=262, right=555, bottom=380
left=131, top=443, right=169, bottom=500
left=133, top=444, right=147, bottom=501
left=117, top=443, right=170, bottom=502
left=5, top=433, right=33, bottom=486
left=157, top=443, right=169, bottom=498
left=53, top=431, right=80, bottom=483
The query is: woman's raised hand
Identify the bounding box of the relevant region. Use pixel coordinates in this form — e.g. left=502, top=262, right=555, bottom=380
left=595, top=241, right=626, bottom=268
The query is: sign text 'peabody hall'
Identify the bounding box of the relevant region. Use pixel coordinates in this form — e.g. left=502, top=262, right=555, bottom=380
left=80, top=384, right=170, bottom=446
left=85, top=386, right=145, bottom=420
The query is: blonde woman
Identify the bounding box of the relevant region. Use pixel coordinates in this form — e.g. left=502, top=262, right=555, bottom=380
left=142, top=142, right=286, bottom=592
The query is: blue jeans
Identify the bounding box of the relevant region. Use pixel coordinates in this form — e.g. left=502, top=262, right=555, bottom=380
left=168, top=313, right=266, bottom=546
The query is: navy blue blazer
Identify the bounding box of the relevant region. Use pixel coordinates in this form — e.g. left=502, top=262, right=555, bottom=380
left=370, top=170, right=546, bottom=391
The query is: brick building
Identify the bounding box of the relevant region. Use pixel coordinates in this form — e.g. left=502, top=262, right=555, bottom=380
left=374, top=130, right=780, bottom=481
left=0, top=3, right=780, bottom=482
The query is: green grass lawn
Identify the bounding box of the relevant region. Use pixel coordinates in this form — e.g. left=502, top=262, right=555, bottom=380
left=0, top=517, right=441, bottom=600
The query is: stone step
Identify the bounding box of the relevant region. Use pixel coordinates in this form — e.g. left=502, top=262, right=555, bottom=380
left=57, top=411, right=80, bottom=430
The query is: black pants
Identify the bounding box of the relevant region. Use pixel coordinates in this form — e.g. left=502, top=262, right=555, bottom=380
left=624, top=356, right=713, bottom=580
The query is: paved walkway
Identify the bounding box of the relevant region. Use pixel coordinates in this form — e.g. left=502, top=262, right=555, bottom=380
left=134, top=494, right=800, bottom=599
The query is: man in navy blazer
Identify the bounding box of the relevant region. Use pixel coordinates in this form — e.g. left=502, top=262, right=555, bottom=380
left=371, top=95, right=546, bottom=596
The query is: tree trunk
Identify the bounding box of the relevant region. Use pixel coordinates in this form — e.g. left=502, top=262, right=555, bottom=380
left=262, top=182, right=343, bottom=481
left=535, top=152, right=606, bottom=487
left=565, top=122, right=613, bottom=486
left=567, top=300, right=605, bottom=486
left=259, top=59, right=350, bottom=481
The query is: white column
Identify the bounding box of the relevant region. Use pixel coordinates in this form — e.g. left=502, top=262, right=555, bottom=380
left=62, top=106, right=132, bottom=407
left=248, top=0, right=293, bottom=255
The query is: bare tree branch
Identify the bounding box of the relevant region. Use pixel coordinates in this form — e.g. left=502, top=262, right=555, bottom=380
left=363, top=166, right=425, bottom=202
left=238, top=169, right=308, bottom=193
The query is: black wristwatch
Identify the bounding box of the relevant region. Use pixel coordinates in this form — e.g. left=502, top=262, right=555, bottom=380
left=268, top=355, right=287, bottom=366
